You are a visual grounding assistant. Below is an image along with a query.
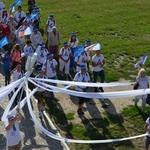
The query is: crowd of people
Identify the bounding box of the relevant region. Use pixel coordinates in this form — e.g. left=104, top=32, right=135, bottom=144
left=0, top=1, right=150, bottom=150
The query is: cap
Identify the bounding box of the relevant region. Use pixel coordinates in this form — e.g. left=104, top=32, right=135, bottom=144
left=47, top=53, right=53, bottom=59
left=33, top=27, right=38, bottom=31
left=48, top=14, right=54, bottom=19
left=37, top=68, right=43, bottom=73
left=39, top=43, right=45, bottom=47
left=4, top=51, right=10, bottom=56
left=63, top=42, right=68, bottom=46
left=7, top=114, right=15, bottom=120
left=71, top=33, right=76, bottom=37
left=80, top=65, right=86, bottom=70
left=86, top=40, right=91, bottom=45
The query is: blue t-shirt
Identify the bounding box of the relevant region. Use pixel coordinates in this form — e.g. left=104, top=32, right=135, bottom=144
left=2, top=56, right=12, bottom=71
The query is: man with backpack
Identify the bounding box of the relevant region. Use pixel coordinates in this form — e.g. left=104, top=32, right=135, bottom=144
left=59, top=42, right=72, bottom=81
left=74, top=51, right=89, bottom=73
left=42, top=53, right=58, bottom=100
left=74, top=65, right=91, bottom=116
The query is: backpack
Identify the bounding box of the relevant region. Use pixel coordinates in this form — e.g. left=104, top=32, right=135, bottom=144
left=61, top=47, right=71, bottom=56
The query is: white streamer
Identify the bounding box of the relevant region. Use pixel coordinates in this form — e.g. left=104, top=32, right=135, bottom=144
left=25, top=82, right=148, bottom=143
left=0, top=78, right=23, bottom=93
left=1, top=81, right=26, bottom=122
left=28, top=78, right=150, bottom=99
left=30, top=77, right=135, bottom=87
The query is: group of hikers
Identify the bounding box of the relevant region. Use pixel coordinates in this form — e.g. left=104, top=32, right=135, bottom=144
left=0, top=1, right=150, bottom=150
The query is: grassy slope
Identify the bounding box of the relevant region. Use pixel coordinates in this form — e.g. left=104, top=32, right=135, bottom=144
left=4, top=0, right=150, bottom=82
left=4, top=0, right=150, bottom=149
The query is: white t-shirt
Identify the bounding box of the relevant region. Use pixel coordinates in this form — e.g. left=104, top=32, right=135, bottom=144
left=13, top=70, right=24, bottom=81
left=5, top=120, right=21, bottom=146
left=2, top=16, right=8, bottom=24
left=23, top=45, right=34, bottom=57
left=69, top=39, right=79, bottom=48
left=59, top=48, right=71, bottom=61
left=43, top=59, right=57, bottom=78
left=74, top=53, right=88, bottom=72
left=46, top=20, right=55, bottom=32
left=14, top=11, right=26, bottom=23
left=35, top=75, right=47, bottom=92
left=37, top=49, right=48, bottom=65
left=92, top=54, right=104, bottom=72
left=74, top=71, right=90, bottom=91
left=137, top=76, right=149, bottom=89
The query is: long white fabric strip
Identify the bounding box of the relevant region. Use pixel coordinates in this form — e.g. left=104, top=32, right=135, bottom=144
left=0, top=78, right=23, bottom=93
left=25, top=84, right=148, bottom=143
left=0, top=78, right=24, bottom=102
left=1, top=81, right=26, bottom=122
left=28, top=78, right=150, bottom=99
left=30, top=77, right=135, bottom=87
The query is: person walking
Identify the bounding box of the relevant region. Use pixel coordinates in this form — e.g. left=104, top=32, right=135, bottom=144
left=134, top=68, right=149, bottom=112
left=2, top=51, right=12, bottom=86
left=35, top=68, right=47, bottom=118
left=74, top=65, right=91, bottom=116
left=42, top=53, right=58, bottom=100
left=47, top=26, right=60, bottom=61
left=59, top=42, right=72, bottom=81
left=4, top=109, right=23, bottom=150
left=92, top=49, right=105, bottom=92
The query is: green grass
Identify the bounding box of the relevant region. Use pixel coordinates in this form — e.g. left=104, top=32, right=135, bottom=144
left=3, top=0, right=150, bottom=149
left=4, top=0, right=150, bottom=81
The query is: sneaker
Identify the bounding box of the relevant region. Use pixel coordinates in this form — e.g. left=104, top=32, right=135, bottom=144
left=77, top=109, right=84, bottom=116
left=39, top=112, right=42, bottom=118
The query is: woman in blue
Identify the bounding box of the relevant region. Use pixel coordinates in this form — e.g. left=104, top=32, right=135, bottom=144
left=134, top=68, right=149, bottom=112
left=2, top=51, right=12, bottom=86
left=68, top=33, right=79, bottom=72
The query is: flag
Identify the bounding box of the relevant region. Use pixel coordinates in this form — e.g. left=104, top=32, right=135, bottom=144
left=84, top=43, right=101, bottom=52
left=134, top=55, right=148, bottom=68
left=18, top=26, right=32, bottom=38
left=0, top=37, right=9, bottom=48
left=11, top=0, right=22, bottom=7
left=29, top=12, right=39, bottom=20
left=10, top=0, right=22, bottom=12
left=73, top=46, right=85, bottom=57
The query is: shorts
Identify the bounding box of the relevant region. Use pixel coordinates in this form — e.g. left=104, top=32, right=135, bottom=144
left=8, top=141, right=21, bottom=150
left=34, top=91, right=45, bottom=103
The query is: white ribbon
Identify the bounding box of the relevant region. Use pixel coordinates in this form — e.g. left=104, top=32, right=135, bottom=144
left=1, top=81, right=26, bottom=122
left=25, top=82, right=148, bottom=143
left=30, top=77, right=135, bottom=87
left=28, top=78, right=150, bottom=99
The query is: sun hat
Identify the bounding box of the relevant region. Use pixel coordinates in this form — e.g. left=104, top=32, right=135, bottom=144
left=48, top=14, right=54, bottom=19
left=33, top=27, right=38, bottom=31
left=7, top=114, right=15, bottom=120
left=86, top=40, right=91, bottom=45
left=63, top=42, right=69, bottom=46
left=47, top=53, right=53, bottom=59
left=71, top=33, right=76, bottom=37
left=37, top=68, right=43, bottom=73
